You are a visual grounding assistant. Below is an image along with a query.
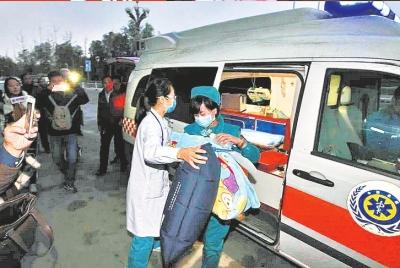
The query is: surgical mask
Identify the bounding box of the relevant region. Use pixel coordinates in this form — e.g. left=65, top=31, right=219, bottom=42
left=166, top=99, right=177, bottom=113
left=195, top=114, right=214, bottom=128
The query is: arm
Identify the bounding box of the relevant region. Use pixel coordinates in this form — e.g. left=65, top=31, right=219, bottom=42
left=97, top=92, right=102, bottom=130
left=75, top=87, right=89, bottom=105
left=215, top=130, right=261, bottom=164
left=234, top=139, right=260, bottom=164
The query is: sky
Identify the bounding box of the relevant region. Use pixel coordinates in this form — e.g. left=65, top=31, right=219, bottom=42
left=0, top=1, right=318, bottom=59
left=0, top=1, right=399, bottom=59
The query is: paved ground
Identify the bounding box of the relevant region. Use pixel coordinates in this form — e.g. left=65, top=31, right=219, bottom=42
left=21, top=89, right=296, bottom=268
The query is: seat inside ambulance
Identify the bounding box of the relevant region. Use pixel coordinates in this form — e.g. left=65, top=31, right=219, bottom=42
left=319, top=79, right=363, bottom=160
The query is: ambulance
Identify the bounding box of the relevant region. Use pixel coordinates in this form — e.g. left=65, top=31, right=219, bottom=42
left=123, top=7, right=400, bottom=268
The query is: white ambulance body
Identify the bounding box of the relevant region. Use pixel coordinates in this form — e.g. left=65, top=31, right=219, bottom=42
left=123, top=8, right=400, bottom=268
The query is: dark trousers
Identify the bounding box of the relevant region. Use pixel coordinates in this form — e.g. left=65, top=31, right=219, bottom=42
left=50, top=134, right=78, bottom=184
left=38, top=117, right=50, bottom=152
left=99, top=123, right=127, bottom=172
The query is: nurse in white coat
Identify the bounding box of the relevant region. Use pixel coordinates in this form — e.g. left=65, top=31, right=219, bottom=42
left=126, top=78, right=208, bottom=268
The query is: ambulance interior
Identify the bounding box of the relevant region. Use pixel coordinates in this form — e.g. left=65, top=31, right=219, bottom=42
left=218, top=71, right=302, bottom=242
left=317, top=71, right=400, bottom=175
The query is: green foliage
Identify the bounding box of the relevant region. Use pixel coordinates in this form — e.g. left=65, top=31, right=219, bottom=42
left=54, top=41, right=83, bottom=69
left=0, top=56, right=18, bottom=76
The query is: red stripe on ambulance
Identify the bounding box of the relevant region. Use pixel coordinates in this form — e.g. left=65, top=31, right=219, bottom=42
left=282, top=186, right=400, bottom=267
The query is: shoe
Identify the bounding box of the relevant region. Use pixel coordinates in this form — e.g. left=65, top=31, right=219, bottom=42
left=152, top=240, right=161, bottom=252
left=78, top=147, right=82, bottom=158
left=29, top=184, right=38, bottom=194
left=110, top=157, right=119, bottom=164
left=95, top=170, right=107, bottom=176
left=63, top=183, right=77, bottom=193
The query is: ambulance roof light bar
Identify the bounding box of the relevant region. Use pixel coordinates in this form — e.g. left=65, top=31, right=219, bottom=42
left=324, top=1, right=399, bottom=23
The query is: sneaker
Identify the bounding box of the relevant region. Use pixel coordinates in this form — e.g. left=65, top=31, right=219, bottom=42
left=29, top=184, right=38, bottom=194
left=110, top=157, right=119, bottom=164
left=63, top=183, right=77, bottom=193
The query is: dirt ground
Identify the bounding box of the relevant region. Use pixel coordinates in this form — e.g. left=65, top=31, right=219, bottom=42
left=21, top=89, right=295, bottom=268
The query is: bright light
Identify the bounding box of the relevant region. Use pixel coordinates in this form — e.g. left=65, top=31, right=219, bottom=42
left=52, top=82, right=71, bottom=92
left=68, top=71, right=81, bottom=84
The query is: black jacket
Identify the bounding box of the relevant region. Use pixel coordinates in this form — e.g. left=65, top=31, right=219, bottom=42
left=38, top=86, right=89, bottom=136
left=97, top=89, right=117, bottom=129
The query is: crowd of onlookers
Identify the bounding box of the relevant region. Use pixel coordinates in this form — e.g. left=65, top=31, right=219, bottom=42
left=0, top=70, right=127, bottom=193
left=0, top=69, right=129, bottom=267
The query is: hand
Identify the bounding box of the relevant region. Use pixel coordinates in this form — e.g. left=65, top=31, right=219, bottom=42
left=3, top=114, right=38, bottom=157
left=177, top=146, right=208, bottom=170
left=215, top=133, right=245, bottom=148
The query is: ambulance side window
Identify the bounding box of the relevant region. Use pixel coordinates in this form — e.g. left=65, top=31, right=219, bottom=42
left=316, top=69, right=400, bottom=176
left=131, top=75, right=150, bottom=107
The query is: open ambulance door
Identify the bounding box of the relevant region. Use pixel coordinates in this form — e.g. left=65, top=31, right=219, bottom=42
left=281, top=61, right=400, bottom=268
left=213, top=63, right=308, bottom=246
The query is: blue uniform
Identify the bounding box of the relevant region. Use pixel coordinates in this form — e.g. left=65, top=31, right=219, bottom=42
left=184, top=115, right=260, bottom=268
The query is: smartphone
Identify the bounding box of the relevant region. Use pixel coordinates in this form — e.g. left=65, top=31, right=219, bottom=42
left=25, top=96, right=36, bottom=134
left=52, top=83, right=69, bottom=92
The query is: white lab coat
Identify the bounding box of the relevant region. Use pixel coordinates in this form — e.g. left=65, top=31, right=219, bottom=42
left=126, top=108, right=179, bottom=237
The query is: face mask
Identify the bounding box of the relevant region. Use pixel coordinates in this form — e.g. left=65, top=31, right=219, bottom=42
left=166, top=99, right=177, bottom=113
left=195, top=114, right=214, bottom=128
left=105, top=81, right=113, bottom=92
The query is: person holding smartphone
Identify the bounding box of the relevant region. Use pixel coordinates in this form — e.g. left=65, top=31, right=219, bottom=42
left=38, top=71, right=89, bottom=193
left=0, top=114, right=39, bottom=268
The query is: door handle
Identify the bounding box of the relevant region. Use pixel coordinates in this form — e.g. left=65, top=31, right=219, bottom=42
left=292, top=169, right=335, bottom=187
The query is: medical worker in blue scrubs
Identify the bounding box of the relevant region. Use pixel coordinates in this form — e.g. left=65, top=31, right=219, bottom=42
left=184, top=86, right=260, bottom=268
left=126, top=78, right=207, bottom=268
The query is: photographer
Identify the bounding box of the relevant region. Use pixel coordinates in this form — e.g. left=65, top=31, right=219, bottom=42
left=0, top=114, right=38, bottom=268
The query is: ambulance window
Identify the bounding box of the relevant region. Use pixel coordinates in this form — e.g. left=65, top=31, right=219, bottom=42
left=131, top=75, right=150, bottom=107
left=150, top=67, right=218, bottom=124
left=316, top=69, right=400, bottom=177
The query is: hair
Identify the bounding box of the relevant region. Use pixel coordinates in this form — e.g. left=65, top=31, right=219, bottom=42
left=4, top=77, right=22, bottom=97
left=134, top=78, right=173, bottom=126
left=387, top=86, right=400, bottom=117
left=20, top=72, right=31, bottom=81
left=190, top=95, right=220, bottom=116
left=102, top=75, right=112, bottom=82
left=48, top=70, right=63, bottom=80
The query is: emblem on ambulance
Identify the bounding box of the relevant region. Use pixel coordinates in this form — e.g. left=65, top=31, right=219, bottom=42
left=348, top=181, right=400, bottom=236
